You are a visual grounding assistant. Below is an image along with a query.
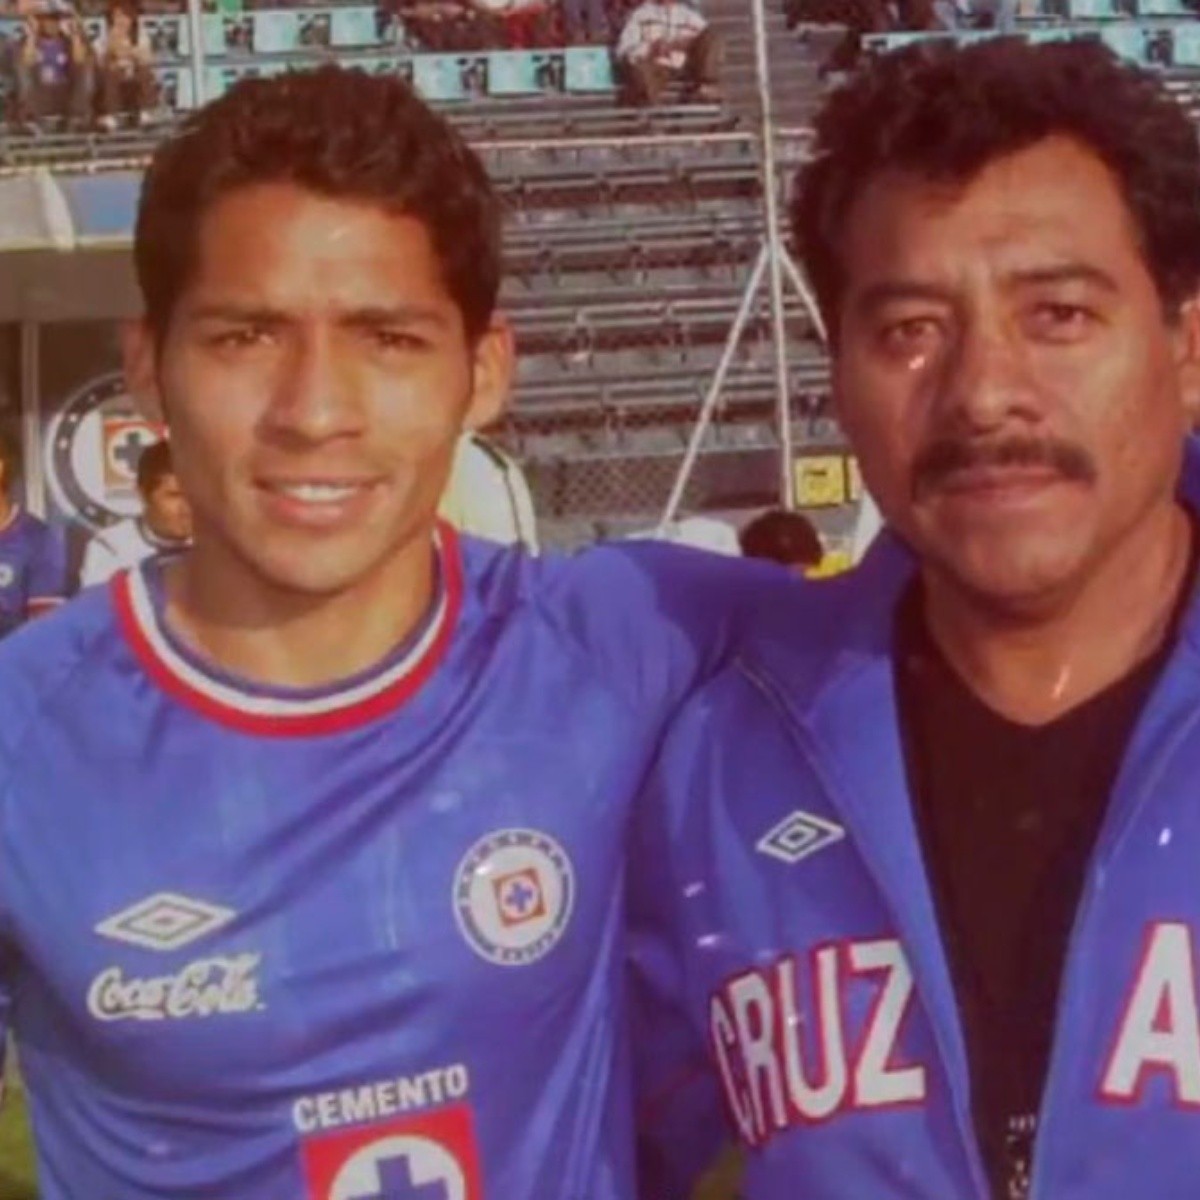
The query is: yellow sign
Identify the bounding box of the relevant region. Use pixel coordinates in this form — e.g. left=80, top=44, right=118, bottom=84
left=845, top=455, right=863, bottom=502
left=794, top=455, right=847, bottom=508
left=807, top=549, right=854, bottom=578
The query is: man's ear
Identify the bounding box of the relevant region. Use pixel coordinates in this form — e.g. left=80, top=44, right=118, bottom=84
left=121, top=319, right=165, bottom=425
left=464, top=314, right=515, bottom=433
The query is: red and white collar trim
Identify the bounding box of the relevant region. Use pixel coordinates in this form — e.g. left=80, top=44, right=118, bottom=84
left=113, top=524, right=463, bottom=737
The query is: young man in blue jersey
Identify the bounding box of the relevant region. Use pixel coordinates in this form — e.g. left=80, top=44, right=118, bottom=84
left=0, top=65, right=781, bottom=1199
left=0, top=427, right=69, bottom=635
left=632, top=38, right=1200, bottom=1200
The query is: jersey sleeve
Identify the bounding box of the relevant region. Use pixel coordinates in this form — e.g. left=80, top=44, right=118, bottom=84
left=27, top=522, right=71, bottom=613
left=545, top=540, right=794, bottom=724
left=627, top=701, right=732, bottom=1198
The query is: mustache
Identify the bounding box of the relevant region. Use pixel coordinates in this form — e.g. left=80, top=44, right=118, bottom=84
left=912, top=436, right=1097, bottom=498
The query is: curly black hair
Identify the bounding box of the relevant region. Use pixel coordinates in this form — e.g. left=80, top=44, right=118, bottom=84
left=739, top=507, right=824, bottom=567
left=793, top=37, right=1200, bottom=338
left=135, top=65, right=502, bottom=346
left=135, top=439, right=175, bottom=497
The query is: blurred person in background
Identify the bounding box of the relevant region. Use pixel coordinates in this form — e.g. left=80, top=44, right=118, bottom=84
left=738, top=507, right=825, bottom=577
left=94, top=0, right=157, bottom=130
left=0, top=428, right=69, bottom=635
left=615, top=0, right=720, bottom=106
left=11, top=0, right=94, bottom=132
left=79, top=439, right=191, bottom=587
left=563, top=0, right=608, bottom=42
left=470, top=0, right=555, bottom=47
left=437, top=430, right=539, bottom=552
left=390, top=0, right=485, bottom=48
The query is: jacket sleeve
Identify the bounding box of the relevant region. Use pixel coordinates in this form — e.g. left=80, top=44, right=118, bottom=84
left=628, top=710, right=733, bottom=1199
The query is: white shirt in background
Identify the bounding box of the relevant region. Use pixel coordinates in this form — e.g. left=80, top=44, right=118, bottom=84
left=616, top=1, right=707, bottom=69
left=79, top=518, right=188, bottom=588
left=438, top=432, right=540, bottom=554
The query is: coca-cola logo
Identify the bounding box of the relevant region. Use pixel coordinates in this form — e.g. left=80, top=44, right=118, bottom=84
left=87, top=953, right=263, bottom=1022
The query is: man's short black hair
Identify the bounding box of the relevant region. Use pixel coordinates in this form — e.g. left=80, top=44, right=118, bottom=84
left=739, top=508, right=824, bottom=567
left=135, top=65, right=503, bottom=347
left=135, top=439, right=175, bottom=497
left=792, top=37, right=1200, bottom=337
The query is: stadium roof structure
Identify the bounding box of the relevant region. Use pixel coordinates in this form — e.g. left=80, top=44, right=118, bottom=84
left=0, top=169, right=141, bottom=321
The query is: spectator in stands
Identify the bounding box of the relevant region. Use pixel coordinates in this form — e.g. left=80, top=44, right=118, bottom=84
left=391, top=0, right=486, bottom=50
left=95, top=0, right=157, bottom=130
left=563, top=0, right=608, bottom=42
left=11, top=0, right=94, bottom=132
left=79, top=439, right=191, bottom=587
left=615, top=0, right=720, bottom=107
left=470, top=0, right=554, bottom=47
left=738, top=507, right=825, bottom=577
left=0, top=428, right=69, bottom=635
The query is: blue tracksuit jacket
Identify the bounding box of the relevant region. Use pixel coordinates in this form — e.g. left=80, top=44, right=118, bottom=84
left=633, top=440, right=1200, bottom=1199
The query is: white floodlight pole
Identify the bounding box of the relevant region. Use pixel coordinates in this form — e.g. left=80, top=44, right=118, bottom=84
left=658, top=243, right=770, bottom=529
left=186, top=0, right=206, bottom=110
left=749, top=0, right=796, bottom=509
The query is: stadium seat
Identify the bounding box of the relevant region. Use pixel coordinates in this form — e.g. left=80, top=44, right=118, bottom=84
left=202, top=13, right=229, bottom=56
left=1024, top=26, right=1085, bottom=42
left=1171, top=23, right=1200, bottom=65
left=144, top=14, right=186, bottom=58
left=252, top=10, right=301, bottom=54
left=413, top=54, right=468, bottom=102
left=1099, top=22, right=1147, bottom=62
left=1136, top=0, right=1192, bottom=16
left=1066, top=0, right=1122, bottom=19
left=563, top=46, right=614, bottom=92
left=175, top=66, right=195, bottom=108
left=329, top=6, right=379, bottom=48
left=487, top=50, right=541, bottom=97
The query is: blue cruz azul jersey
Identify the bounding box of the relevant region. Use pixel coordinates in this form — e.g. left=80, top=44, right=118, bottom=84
left=0, top=525, right=782, bottom=1200
left=632, top=440, right=1200, bottom=1200
left=0, top=507, right=68, bottom=637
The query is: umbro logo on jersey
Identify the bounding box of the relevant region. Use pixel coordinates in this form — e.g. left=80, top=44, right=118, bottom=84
left=756, top=810, right=846, bottom=865
left=95, top=891, right=237, bottom=952
left=89, top=894, right=261, bottom=1023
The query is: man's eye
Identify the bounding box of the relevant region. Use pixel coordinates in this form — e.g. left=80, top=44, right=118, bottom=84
left=208, top=328, right=269, bottom=349
left=372, top=330, right=426, bottom=352
left=878, top=318, right=941, bottom=355
left=1028, top=303, right=1096, bottom=339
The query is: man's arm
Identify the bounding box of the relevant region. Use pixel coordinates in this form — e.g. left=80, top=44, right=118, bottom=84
left=543, top=539, right=793, bottom=723
left=628, top=709, right=732, bottom=1199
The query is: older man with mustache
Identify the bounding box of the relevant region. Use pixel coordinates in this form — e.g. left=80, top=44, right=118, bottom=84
left=631, top=35, right=1200, bottom=1200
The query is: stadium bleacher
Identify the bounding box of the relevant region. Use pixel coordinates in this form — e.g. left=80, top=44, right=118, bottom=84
left=17, top=0, right=1200, bottom=547
left=0, top=0, right=843, bottom=548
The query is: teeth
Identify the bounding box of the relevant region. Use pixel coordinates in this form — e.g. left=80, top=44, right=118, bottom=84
left=276, top=483, right=358, bottom=503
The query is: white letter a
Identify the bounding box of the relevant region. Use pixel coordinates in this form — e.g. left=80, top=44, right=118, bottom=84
left=1102, top=922, right=1200, bottom=1105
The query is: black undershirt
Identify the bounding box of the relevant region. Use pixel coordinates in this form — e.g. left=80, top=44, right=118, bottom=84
left=894, top=531, right=1195, bottom=1200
